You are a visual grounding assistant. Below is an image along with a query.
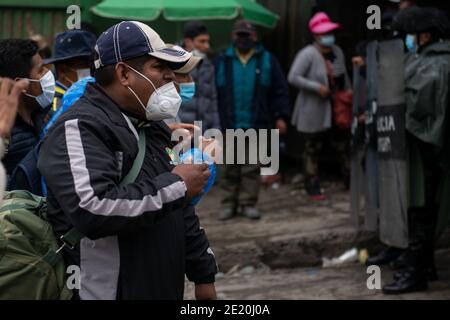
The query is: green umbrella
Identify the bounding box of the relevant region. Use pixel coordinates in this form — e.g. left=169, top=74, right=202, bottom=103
left=91, top=0, right=279, bottom=29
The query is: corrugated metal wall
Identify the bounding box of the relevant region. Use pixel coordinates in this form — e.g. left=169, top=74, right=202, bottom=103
left=0, top=0, right=98, bottom=44
left=1, top=8, right=66, bottom=41
left=258, top=0, right=314, bottom=73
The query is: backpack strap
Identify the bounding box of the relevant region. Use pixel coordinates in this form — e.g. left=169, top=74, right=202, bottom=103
left=56, top=126, right=147, bottom=253
left=119, top=125, right=146, bottom=187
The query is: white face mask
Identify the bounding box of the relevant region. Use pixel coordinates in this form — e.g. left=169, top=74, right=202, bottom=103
left=126, top=65, right=182, bottom=121
left=24, top=70, right=56, bottom=108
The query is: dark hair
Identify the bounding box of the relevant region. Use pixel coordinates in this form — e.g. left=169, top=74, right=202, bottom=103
left=183, top=21, right=208, bottom=39
left=0, top=39, right=39, bottom=79
left=38, top=46, right=52, bottom=60
left=94, top=54, right=149, bottom=87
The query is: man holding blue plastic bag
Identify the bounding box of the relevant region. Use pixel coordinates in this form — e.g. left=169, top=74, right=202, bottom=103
left=38, top=21, right=218, bottom=300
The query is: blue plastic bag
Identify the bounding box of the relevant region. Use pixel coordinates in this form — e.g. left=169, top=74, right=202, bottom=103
left=179, top=148, right=216, bottom=205
left=40, top=77, right=96, bottom=139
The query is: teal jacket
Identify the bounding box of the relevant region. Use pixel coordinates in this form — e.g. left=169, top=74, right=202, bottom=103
left=215, top=44, right=290, bottom=130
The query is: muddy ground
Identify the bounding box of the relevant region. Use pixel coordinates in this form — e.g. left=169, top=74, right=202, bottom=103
left=184, top=179, right=450, bottom=300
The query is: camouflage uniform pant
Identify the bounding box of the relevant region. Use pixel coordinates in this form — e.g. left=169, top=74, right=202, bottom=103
left=303, top=129, right=350, bottom=180
left=220, top=136, right=260, bottom=209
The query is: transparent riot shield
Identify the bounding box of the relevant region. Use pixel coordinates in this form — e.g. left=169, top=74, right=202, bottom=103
left=376, top=39, right=408, bottom=248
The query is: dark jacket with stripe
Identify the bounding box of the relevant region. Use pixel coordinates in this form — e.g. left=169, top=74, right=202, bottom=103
left=37, top=84, right=217, bottom=300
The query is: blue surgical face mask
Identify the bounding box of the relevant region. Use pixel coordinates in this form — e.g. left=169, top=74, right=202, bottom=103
left=405, top=34, right=417, bottom=54
left=179, top=82, right=196, bottom=103
left=319, top=35, right=336, bottom=47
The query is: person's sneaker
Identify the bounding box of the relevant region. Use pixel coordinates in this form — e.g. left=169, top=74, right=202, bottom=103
left=241, top=206, right=261, bottom=220
left=306, top=176, right=327, bottom=202
left=218, top=207, right=234, bottom=221
left=311, top=193, right=327, bottom=201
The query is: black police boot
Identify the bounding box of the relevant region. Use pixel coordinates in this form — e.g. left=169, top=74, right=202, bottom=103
left=393, top=265, right=438, bottom=282
left=395, top=205, right=440, bottom=282
left=383, top=267, right=428, bottom=294
left=389, top=250, right=410, bottom=270
left=366, top=246, right=404, bottom=266
left=393, top=241, right=438, bottom=282
left=383, top=212, right=429, bottom=295
left=383, top=243, right=428, bottom=295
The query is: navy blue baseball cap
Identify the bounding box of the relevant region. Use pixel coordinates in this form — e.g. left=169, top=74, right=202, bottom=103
left=94, top=21, right=192, bottom=70
left=44, top=30, right=96, bottom=64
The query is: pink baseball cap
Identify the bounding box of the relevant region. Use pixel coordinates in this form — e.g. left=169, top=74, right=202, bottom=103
left=309, top=12, right=342, bottom=35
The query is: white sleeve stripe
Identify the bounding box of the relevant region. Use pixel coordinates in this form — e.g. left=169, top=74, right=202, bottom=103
left=64, top=119, right=186, bottom=217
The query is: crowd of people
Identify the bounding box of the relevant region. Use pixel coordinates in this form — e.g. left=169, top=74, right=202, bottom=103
left=0, top=0, right=449, bottom=299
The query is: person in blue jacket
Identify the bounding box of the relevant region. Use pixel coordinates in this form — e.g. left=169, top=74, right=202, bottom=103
left=215, top=20, right=290, bottom=221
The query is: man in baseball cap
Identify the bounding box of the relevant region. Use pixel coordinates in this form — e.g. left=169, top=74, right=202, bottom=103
left=38, top=21, right=217, bottom=300
left=91, top=21, right=193, bottom=120
left=93, top=21, right=191, bottom=70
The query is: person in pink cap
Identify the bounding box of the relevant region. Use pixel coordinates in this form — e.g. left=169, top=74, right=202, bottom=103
left=288, top=12, right=351, bottom=202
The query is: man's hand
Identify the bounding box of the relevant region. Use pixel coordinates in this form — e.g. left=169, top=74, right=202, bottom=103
left=172, top=163, right=210, bottom=198
left=169, top=123, right=201, bottom=149
left=319, top=85, right=331, bottom=99
left=167, top=123, right=200, bottom=135
left=275, top=119, right=288, bottom=135
left=195, top=283, right=217, bottom=300
left=0, top=78, right=29, bottom=139
left=199, top=137, right=222, bottom=163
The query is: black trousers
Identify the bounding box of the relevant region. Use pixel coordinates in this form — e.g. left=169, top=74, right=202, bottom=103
left=407, top=134, right=442, bottom=271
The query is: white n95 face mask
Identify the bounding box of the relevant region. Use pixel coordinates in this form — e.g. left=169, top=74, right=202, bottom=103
left=24, top=70, right=56, bottom=108
left=126, top=65, right=181, bottom=121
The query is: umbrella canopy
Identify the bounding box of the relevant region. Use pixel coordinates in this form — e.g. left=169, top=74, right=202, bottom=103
left=91, top=0, right=279, bottom=29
